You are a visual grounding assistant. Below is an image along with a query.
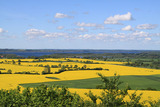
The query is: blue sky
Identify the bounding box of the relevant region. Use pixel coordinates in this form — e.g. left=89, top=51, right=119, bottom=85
left=0, top=0, right=160, bottom=50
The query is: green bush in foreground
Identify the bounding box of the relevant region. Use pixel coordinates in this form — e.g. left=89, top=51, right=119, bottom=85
left=0, top=85, right=85, bottom=107
left=0, top=74, right=160, bottom=107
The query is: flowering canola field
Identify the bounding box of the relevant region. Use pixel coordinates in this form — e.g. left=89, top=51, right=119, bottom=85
left=0, top=58, right=160, bottom=103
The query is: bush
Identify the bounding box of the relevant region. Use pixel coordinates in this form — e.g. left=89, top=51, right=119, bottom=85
left=0, top=85, right=85, bottom=107
left=51, top=65, right=58, bottom=68
left=7, top=69, right=12, bottom=74
left=0, top=69, right=12, bottom=74
left=0, top=68, right=5, bottom=70
left=14, top=71, right=40, bottom=75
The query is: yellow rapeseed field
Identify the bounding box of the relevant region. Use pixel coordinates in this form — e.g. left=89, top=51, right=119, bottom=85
left=0, top=58, right=160, bottom=103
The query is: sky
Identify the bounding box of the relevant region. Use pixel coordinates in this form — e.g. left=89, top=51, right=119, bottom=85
left=0, top=0, right=160, bottom=50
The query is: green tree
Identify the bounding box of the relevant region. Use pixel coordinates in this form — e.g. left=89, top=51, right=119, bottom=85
left=126, top=58, right=130, bottom=65
left=74, top=65, right=78, bottom=68
left=7, top=69, right=12, bottom=74
left=58, top=64, right=61, bottom=68
left=12, top=60, right=15, bottom=64
left=18, top=59, right=21, bottom=65
left=42, top=65, right=51, bottom=74
left=83, top=65, right=87, bottom=69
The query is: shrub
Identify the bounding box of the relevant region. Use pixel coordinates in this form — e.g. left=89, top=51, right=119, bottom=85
left=7, top=69, right=12, bottom=74
left=0, top=85, right=85, bottom=107
left=14, top=71, right=40, bottom=75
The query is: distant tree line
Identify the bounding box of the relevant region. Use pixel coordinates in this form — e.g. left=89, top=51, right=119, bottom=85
left=125, top=59, right=160, bottom=69
left=55, top=64, right=108, bottom=74
left=0, top=54, right=24, bottom=59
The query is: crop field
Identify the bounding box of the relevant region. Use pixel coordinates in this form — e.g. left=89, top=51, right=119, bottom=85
left=0, top=58, right=160, bottom=104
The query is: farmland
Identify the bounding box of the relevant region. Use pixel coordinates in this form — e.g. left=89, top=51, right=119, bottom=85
left=0, top=57, right=160, bottom=106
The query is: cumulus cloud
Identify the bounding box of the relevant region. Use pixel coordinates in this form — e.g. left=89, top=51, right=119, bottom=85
left=54, top=13, right=73, bottom=18
left=75, top=22, right=105, bottom=29
left=0, top=28, right=16, bottom=39
left=122, top=25, right=133, bottom=31
left=104, top=12, right=132, bottom=24
left=25, top=28, right=68, bottom=39
left=25, top=29, right=46, bottom=39
left=76, top=22, right=97, bottom=27
left=24, top=28, right=160, bottom=43
left=57, top=26, right=64, bottom=30
left=48, top=19, right=59, bottom=24
left=77, top=30, right=160, bottom=42
left=136, top=24, right=158, bottom=29
left=43, top=32, right=68, bottom=38
left=75, top=27, right=88, bottom=32
left=79, top=34, right=92, bottom=39
left=0, top=28, right=8, bottom=33
left=145, top=37, right=151, bottom=41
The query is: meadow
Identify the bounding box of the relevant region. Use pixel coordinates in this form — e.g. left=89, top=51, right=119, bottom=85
left=0, top=58, right=160, bottom=105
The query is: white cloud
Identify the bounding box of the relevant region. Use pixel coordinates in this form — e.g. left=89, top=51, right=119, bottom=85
left=57, top=26, right=64, bottom=30
left=44, top=32, right=68, bottom=38
left=136, top=24, right=158, bottom=30
left=145, top=37, right=151, bottom=41
left=0, top=28, right=7, bottom=33
left=79, top=34, right=92, bottom=39
left=25, top=29, right=46, bottom=39
left=0, top=28, right=16, bottom=39
left=75, top=27, right=88, bottom=32
left=54, top=13, right=73, bottom=18
left=25, top=29, right=68, bottom=39
left=75, top=22, right=105, bottom=29
left=122, top=25, right=133, bottom=31
left=131, top=31, right=149, bottom=37
left=76, top=22, right=97, bottom=27
left=24, top=28, right=160, bottom=43
left=77, top=30, right=160, bottom=42
left=95, top=25, right=105, bottom=29
left=104, top=12, right=132, bottom=24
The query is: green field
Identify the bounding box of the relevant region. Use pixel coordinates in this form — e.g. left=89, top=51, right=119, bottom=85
left=20, top=74, right=160, bottom=90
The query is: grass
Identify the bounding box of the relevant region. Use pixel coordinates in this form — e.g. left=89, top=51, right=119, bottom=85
left=20, top=74, right=160, bottom=90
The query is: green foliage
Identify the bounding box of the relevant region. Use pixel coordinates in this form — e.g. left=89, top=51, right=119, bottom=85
left=18, top=59, right=21, bottom=65
left=148, top=99, right=160, bottom=107
left=7, top=69, right=12, bottom=74
left=14, top=71, right=40, bottom=75
left=0, top=68, right=5, bottom=70
left=12, top=60, right=15, bottom=64
left=126, top=91, right=143, bottom=107
left=54, top=64, right=104, bottom=74
left=0, top=69, right=12, bottom=74
left=125, top=59, right=160, bottom=69
left=94, top=73, right=129, bottom=106
left=51, top=65, right=58, bottom=68
left=85, top=91, right=98, bottom=104
left=42, top=65, right=52, bottom=75
left=0, top=85, right=86, bottom=107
